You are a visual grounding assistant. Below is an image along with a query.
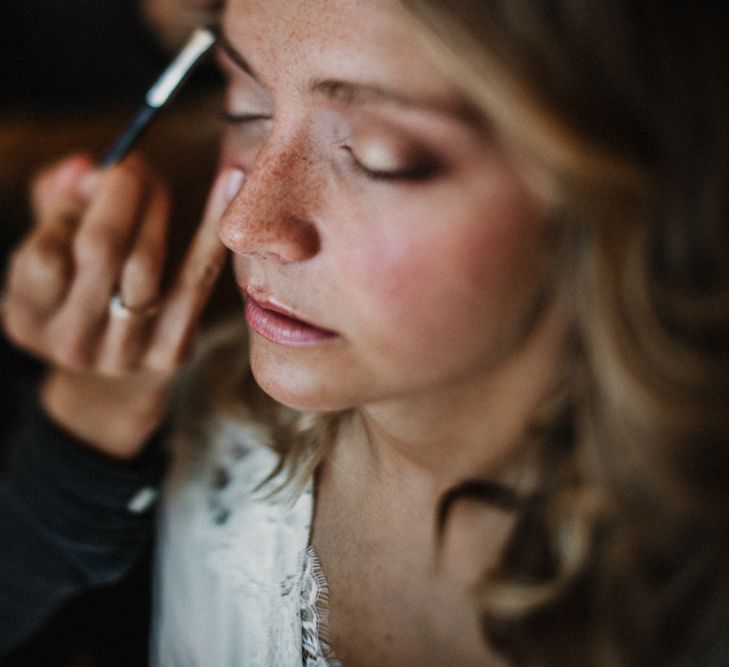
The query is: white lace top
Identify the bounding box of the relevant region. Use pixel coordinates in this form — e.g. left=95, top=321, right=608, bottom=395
left=151, top=414, right=341, bottom=666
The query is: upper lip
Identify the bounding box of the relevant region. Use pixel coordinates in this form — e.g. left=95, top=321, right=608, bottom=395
left=242, top=285, right=336, bottom=333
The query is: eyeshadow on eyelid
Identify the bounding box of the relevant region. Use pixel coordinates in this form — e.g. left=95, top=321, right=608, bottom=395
left=356, top=131, right=439, bottom=173
left=357, top=141, right=403, bottom=171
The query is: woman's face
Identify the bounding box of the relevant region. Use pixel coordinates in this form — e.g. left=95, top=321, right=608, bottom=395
left=217, top=0, right=554, bottom=412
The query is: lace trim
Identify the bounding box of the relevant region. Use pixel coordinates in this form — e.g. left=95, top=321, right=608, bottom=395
left=301, top=546, right=342, bottom=667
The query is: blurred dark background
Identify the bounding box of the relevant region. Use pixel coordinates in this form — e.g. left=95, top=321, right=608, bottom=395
left=0, top=2, right=228, bottom=664
left=1, top=0, right=171, bottom=281
left=0, top=0, right=167, bottom=109
left=0, top=0, right=230, bottom=438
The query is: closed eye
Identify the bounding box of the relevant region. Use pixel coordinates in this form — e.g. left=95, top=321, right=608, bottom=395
left=221, top=111, right=272, bottom=124
left=344, top=146, right=442, bottom=182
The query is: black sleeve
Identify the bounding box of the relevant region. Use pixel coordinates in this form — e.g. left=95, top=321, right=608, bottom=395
left=0, top=402, right=167, bottom=655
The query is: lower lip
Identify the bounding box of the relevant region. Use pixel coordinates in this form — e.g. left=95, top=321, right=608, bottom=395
left=244, top=297, right=337, bottom=346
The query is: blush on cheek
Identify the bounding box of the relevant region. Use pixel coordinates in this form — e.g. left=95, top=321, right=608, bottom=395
left=461, top=185, right=551, bottom=293
left=354, top=244, right=455, bottom=354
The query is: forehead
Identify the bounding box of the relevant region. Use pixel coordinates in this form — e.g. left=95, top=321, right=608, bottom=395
left=221, top=0, right=459, bottom=105
left=224, top=0, right=386, bottom=40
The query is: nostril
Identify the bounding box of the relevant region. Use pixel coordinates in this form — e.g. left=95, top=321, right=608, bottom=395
left=223, top=215, right=320, bottom=263
left=287, top=217, right=320, bottom=260
left=239, top=216, right=319, bottom=263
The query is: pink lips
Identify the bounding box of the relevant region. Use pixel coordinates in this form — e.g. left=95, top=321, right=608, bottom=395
left=244, top=294, right=337, bottom=346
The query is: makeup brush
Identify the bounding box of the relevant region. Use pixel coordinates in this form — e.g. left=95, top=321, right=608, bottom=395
left=101, top=26, right=217, bottom=166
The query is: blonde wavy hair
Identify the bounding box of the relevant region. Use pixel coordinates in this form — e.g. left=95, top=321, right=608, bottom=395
left=390, top=2, right=729, bottom=665
left=183, top=2, right=729, bottom=664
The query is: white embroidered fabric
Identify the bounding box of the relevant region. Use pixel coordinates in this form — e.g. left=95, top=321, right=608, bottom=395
left=301, top=546, right=341, bottom=667
left=152, top=415, right=341, bottom=666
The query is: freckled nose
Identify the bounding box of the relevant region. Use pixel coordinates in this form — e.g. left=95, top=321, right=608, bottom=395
left=217, top=150, right=321, bottom=263
left=219, top=205, right=320, bottom=262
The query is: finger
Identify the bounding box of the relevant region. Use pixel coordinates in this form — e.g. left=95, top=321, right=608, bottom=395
left=31, top=154, right=96, bottom=219
left=1, top=244, right=72, bottom=360
left=95, top=183, right=171, bottom=376
left=2, top=194, right=89, bottom=351
left=49, top=155, right=152, bottom=367
left=2, top=156, right=96, bottom=356
left=118, top=177, right=171, bottom=310
left=21, top=157, right=96, bottom=306
left=4, top=210, right=76, bottom=313
left=96, top=307, right=158, bottom=377
left=145, top=168, right=240, bottom=370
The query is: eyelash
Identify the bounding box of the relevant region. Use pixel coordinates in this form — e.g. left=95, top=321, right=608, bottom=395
left=221, top=113, right=440, bottom=183
left=221, top=111, right=272, bottom=124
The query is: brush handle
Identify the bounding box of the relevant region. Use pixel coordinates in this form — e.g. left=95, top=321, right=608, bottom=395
left=100, top=104, right=157, bottom=166
left=99, top=27, right=216, bottom=166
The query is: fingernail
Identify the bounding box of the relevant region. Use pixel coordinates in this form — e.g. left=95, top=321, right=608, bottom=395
left=223, top=168, right=245, bottom=205
left=56, top=155, right=92, bottom=190
left=78, top=171, right=101, bottom=200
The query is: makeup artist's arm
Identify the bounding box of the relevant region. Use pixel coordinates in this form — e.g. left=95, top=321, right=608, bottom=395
left=0, top=400, right=166, bottom=655
left=0, top=152, right=229, bottom=652
left=1, top=153, right=230, bottom=460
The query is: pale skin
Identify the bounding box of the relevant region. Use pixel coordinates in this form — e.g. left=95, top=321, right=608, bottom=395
left=218, top=1, right=565, bottom=664
left=3, top=0, right=566, bottom=663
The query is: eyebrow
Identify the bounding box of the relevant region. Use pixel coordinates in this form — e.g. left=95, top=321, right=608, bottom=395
left=308, top=79, right=438, bottom=112
left=216, top=27, right=480, bottom=123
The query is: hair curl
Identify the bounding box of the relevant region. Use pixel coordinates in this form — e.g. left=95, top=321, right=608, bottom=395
left=395, top=2, right=729, bottom=665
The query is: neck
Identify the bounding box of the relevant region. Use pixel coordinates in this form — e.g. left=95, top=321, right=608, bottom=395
left=336, top=299, right=567, bottom=498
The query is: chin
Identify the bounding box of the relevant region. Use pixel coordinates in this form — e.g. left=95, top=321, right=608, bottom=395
left=249, top=357, right=353, bottom=414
